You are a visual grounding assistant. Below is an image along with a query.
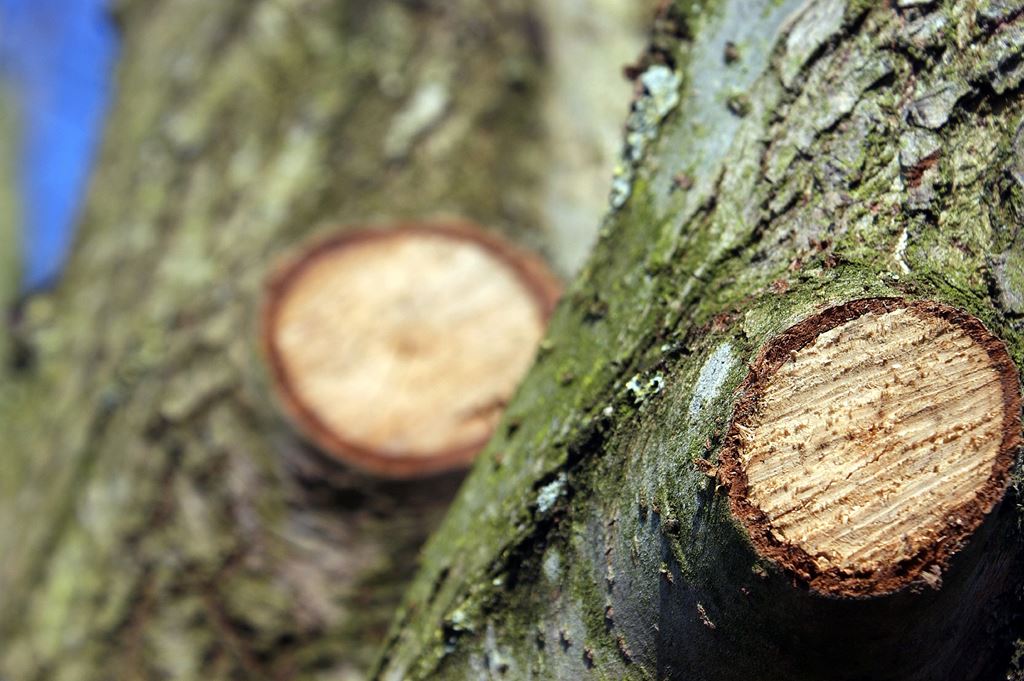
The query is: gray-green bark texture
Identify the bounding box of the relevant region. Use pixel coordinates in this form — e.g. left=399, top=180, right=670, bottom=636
left=0, top=0, right=649, bottom=679
left=0, top=85, right=19, bottom=363
left=376, top=1, right=1024, bottom=680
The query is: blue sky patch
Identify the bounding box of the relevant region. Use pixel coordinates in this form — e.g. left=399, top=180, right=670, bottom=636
left=1, top=0, right=118, bottom=291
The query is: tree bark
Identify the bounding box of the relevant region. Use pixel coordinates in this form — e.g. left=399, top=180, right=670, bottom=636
left=0, top=1, right=648, bottom=679
left=376, top=1, right=1024, bottom=679
left=0, top=85, right=19, bottom=359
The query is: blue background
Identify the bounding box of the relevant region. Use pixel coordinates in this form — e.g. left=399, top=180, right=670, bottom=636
left=1, top=0, right=117, bottom=291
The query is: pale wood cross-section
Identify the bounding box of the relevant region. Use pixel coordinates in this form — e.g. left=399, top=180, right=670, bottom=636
left=263, top=224, right=560, bottom=477
left=725, top=299, right=1021, bottom=595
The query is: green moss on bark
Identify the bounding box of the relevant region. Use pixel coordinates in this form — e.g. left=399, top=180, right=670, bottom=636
left=378, top=2, right=1024, bottom=679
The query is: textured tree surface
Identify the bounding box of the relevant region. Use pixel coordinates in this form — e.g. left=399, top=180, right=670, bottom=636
left=0, top=86, right=18, bottom=360
left=0, top=0, right=648, bottom=679
left=376, top=1, right=1024, bottom=679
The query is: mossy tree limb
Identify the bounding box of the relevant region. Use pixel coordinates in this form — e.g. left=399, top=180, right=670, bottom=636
left=377, top=1, right=1024, bottom=679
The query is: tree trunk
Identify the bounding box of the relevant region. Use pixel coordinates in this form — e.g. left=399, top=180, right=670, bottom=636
left=376, top=1, right=1024, bottom=679
left=0, top=85, right=19, bottom=360
left=0, top=1, right=648, bottom=679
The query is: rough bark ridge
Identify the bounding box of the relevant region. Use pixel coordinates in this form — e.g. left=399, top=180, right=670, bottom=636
left=0, top=0, right=649, bottom=679
left=0, top=86, right=19, bottom=361
left=377, top=1, right=1024, bottom=679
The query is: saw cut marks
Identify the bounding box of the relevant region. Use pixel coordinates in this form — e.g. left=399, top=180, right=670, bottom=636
left=725, top=299, right=1020, bottom=595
